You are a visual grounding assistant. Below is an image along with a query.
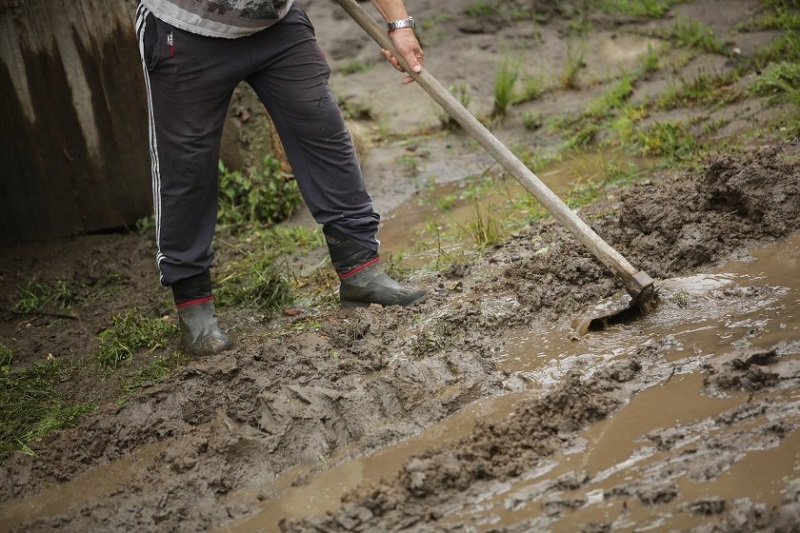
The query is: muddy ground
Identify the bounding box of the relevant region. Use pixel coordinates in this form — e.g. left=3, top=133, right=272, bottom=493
left=2, top=0, right=800, bottom=532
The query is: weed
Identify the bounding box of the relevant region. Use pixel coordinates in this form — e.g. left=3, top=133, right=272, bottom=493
left=560, top=38, right=587, bottom=89
left=411, top=322, right=454, bottom=356
left=218, top=155, right=301, bottom=232
left=566, top=157, right=642, bottom=208
left=744, top=6, right=800, bottom=31
left=135, top=215, right=156, bottom=236
left=750, top=61, right=800, bottom=97
left=337, top=98, right=375, bottom=120
left=217, top=252, right=294, bottom=315
left=15, top=280, right=75, bottom=313
left=338, top=60, right=370, bottom=75
left=586, top=75, right=634, bottom=117
left=656, top=69, right=742, bottom=109
left=1, top=348, right=96, bottom=462
left=465, top=0, right=499, bottom=18
left=639, top=43, right=662, bottom=74
left=493, top=57, right=520, bottom=118
left=601, top=0, right=678, bottom=17
left=672, top=290, right=689, bottom=308
left=461, top=198, right=505, bottom=249
left=522, top=111, right=544, bottom=130
left=634, top=120, right=697, bottom=161
left=567, top=124, right=600, bottom=149
left=97, top=309, right=178, bottom=368
left=396, top=153, right=419, bottom=176
left=513, top=75, right=545, bottom=105
left=750, top=61, right=800, bottom=136
left=665, top=18, right=727, bottom=55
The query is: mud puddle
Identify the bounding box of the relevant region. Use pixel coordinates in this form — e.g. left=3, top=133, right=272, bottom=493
left=221, top=230, right=800, bottom=531
left=378, top=152, right=651, bottom=265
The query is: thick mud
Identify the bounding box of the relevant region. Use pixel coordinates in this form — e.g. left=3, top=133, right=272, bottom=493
left=3, top=143, right=799, bottom=533
left=2, top=0, right=800, bottom=532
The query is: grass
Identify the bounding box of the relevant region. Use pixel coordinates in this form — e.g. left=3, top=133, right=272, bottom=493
left=586, top=75, right=635, bottom=117
left=565, top=157, right=644, bottom=208
left=493, top=58, right=520, bottom=118
left=463, top=199, right=505, bottom=249
left=664, top=18, right=728, bottom=55
left=0, top=345, right=96, bottom=461
left=656, top=69, right=742, bottom=109
left=561, top=38, right=587, bottom=89
left=15, top=280, right=75, bottom=313
left=639, top=43, right=662, bottom=74
left=218, top=155, right=301, bottom=232
left=338, top=60, right=371, bottom=75
left=97, top=309, right=178, bottom=368
left=464, top=0, right=498, bottom=18
left=513, top=75, right=545, bottom=105
left=750, top=61, right=800, bottom=136
left=749, top=32, right=800, bottom=68
left=633, top=120, right=698, bottom=161
left=600, top=0, right=680, bottom=17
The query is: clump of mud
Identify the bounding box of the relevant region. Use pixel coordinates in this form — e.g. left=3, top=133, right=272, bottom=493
left=489, top=145, right=800, bottom=321
left=280, top=361, right=641, bottom=532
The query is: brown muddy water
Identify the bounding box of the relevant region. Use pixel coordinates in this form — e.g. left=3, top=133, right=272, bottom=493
left=218, top=222, right=800, bottom=528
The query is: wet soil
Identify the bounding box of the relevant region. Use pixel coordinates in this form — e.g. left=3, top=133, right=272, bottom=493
left=2, top=0, right=800, bottom=532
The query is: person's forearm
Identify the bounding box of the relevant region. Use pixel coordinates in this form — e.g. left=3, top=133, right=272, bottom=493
left=369, top=0, right=410, bottom=23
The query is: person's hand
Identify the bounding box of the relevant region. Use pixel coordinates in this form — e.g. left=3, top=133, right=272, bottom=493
left=382, top=28, right=424, bottom=84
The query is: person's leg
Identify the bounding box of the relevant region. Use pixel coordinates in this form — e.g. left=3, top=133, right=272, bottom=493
left=135, top=4, right=243, bottom=352
left=243, top=6, right=425, bottom=306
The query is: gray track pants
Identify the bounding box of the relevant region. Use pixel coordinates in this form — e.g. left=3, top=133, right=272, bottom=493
left=135, top=3, right=379, bottom=286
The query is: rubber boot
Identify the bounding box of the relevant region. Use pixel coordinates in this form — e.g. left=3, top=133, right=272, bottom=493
left=177, top=299, right=232, bottom=355
left=324, top=227, right=426, bottom=308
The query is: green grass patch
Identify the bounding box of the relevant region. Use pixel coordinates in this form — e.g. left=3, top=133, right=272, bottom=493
left=565, top=158, right=644, bottom=208
left=15, top=280, right=75, bottom=313
left=664, top=17, right=728, bottom=55
left=493, top=57, right=520, bottom=117
left=639, top=43, right=663, bottom=74
left=750, top=32, right=800, bottom=67
left=656, top=69, right=742, bottom=109
left=338, top=60, right=371, bottom=75
left=217, top=252, right=294, bottom=315
left=633, top=120, right=698, bottom=161
left=218, top=154, right=302, bottom=232
left=97, top=309, right=178, bottom=368
left=465, top=0, right=499, bottom=18
left=0, top=346, right=96, bottom=462
left=586, top=75, right=635, bottom=117
left=561, top=38, right=587, bottom=89
left=750, top=61, right=800, bottom=96
left=600, top=0, right=679, bottom=18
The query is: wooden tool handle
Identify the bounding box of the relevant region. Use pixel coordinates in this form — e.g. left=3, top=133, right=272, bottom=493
left=334, top=0, right=654, bottom=298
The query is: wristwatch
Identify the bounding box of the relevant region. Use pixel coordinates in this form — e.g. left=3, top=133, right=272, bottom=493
left=387, top=16, right=415, bottom=31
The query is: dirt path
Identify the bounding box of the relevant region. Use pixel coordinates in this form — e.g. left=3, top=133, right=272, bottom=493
left=2, top=0, right=800, bottom=532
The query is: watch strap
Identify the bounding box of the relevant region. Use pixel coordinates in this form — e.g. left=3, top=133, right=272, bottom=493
left=387, top=17, right=415, bottom=31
